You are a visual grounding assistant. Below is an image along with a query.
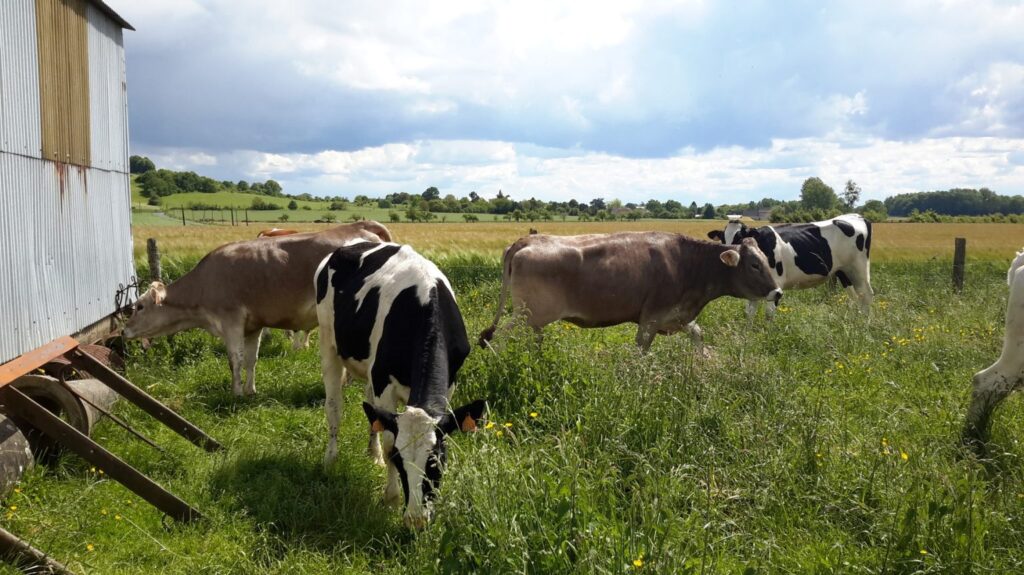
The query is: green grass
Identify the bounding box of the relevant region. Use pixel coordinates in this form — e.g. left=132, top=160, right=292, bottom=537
left=4, top=257, right=1023, bottom=573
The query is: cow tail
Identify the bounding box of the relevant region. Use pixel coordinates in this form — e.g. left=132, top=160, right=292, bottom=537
left=479, top=243, right=516, bottom=348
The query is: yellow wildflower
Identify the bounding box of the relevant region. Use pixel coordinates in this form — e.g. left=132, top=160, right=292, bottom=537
left=101, top=509, right=108, bottom=516
left=920, top=549, right=928, bottom=555
left=87, top=544, right=95, bottom=552
left=13, top=488, right=21, bottom=494
left=484, top=421, right=495, bottom=430
left=496, top=430, right=504, bottom=438
left=9, top=506, right=16, bottom=511
left=115, top=514, right=122, bottom=521
left=900, top=451, right=909, bottom=462
left=633, top=554, right=644, bottom=568
left=503, top=422, right=513, bottom=428
left=529, top=412, right=538, bottom=419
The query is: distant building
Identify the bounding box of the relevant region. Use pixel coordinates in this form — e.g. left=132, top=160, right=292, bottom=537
left=742, top=207, right=775, bottom=221
left=0, top=0, right=136, bottom=363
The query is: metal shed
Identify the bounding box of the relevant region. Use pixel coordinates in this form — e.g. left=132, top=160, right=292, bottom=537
left=0, top=0, right=136, bottom=365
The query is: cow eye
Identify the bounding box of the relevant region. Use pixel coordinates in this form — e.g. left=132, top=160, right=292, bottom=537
left=136, top=304, right=144, bottom=311
left=752, top=262, right=761, bottom=271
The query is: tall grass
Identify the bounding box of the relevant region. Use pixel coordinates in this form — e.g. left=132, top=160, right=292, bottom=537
left=3, top=254, right=1022, bottom=573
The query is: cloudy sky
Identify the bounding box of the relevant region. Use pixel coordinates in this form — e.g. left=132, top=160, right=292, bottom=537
left=112, top=0, right=1024, bottom=204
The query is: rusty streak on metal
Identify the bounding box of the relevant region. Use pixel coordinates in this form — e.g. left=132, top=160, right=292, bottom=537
left=0, top=336, right=79, bottom=388
left=67, top=348, right=223, bottom=452
left=0, top=386, right=202, bottom=523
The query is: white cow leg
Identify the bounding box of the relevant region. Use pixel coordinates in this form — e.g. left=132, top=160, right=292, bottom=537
left=321, top=352, right=346, bottom=467
left=365, top=382, right=385, bottom=466
left=383, top=462, right=402, bottom=506
left=745, top=299, right=760, bottom=321
left=242, top=331, right=261, bottom=396
left=291, top=330, right=308, bottom=351
left=223, top=328, right=247, bottom=397
left=964, top=365, right=1022, bottom=445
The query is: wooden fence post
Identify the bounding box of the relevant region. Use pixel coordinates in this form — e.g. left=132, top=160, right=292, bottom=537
left=146, top=239, right=161, bottom=283
left=180, top=207, right=185, bottom=226
left=953, top=237, right=966, bottom=293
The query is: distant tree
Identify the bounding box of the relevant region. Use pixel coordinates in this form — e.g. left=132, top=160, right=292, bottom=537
left=287, top=200, right=298, bottom=210
left=329, top=201, right=346, bottom=211
left=278, top=214, right=289, bottom=222
left=702, top=203, right=716, bottom=219
left=462, top=213, right=479, bottom=222
left=859, top=199, right=887, bottom=222
left=147, top=195, right=161, bottom=206
left=469, top=191, right=480, bottom=202
left=422, top=186, right=440, bottom=201
left=842, top=179, right=861, bottom=210
left=129, top=155, right=155, bottom=174
left=264, top=180, right=283, bottom=197
left=800, top=177, right=839, bottom=210
left=237, top=180, right=249, bottom=191
left=322, top=213, right=337, bottom=223
left=389, top=211, right=402, bottom=223
left=511, top=209, right=524, bottom=222
left=377, top=199, right=392, bottom=209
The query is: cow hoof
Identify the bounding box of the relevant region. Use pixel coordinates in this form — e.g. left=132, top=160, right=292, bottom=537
left=695, top=345, right=715, bottom=360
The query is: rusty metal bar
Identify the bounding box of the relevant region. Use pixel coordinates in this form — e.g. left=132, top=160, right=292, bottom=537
left=66, top=349, right=222, bottom=452
left=0, top=337, right=78, bottom=388
left=0, top=524, right=75, bottom=575
left=0, top=387, right=202, bottom=523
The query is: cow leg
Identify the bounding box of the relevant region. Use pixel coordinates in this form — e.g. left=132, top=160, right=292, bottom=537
left=321, top=350, right=347, bottom=467
left=635, top=323, right=657, bottom=352
left=290, top=330, right=310, bottom=351
left=223, top=327, right=247, bottom=396
left=365, top=382, right=386, bottom=466
left=383, top=462, right=403, bottom=506
left=764, top=299, right=778, bottom=321
left=242, top=330, right=261, bottom=396
left=964, top=363, right=1022, bottom=448
left=745, top=299, right=760, bottom=320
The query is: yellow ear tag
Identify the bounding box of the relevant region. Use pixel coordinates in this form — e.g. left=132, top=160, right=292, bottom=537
left=461, top=415, right=478, bottom=432
left=371, top=420, right=385, bottom=433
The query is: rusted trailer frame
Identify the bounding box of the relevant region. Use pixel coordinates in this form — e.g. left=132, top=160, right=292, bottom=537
left=0, top=336, right=221, bottom=524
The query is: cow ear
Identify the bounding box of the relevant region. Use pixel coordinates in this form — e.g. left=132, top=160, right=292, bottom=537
left=362, top=402, right=398, bottom=435
left=707, top=230, right=724, bottom=242
left=150, top=282, right=167, bottom=305
left=720, top=249, right=741, bottom=267
left=439, top=399, right=487, bottom=435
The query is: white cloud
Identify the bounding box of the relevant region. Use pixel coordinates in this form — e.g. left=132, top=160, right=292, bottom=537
left=148, top=135, right=1024, bottom=204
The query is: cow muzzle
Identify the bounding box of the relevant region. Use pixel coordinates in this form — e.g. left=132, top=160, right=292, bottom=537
left=767, top=288, right=783, bottom=304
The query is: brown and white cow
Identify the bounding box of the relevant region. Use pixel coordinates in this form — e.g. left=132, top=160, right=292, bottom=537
left=479, top=232, right=782, bottom=351
left=122, top=221, right=392, bottom=396
left=257, top=228, right=300, bottom=238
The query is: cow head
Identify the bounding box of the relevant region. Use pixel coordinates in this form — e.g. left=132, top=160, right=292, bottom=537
left=122, top=281, right=188, bottom=339
left=707, top=217, right=751, bottom=245
left=363, top=399, right=486, bottom=529
left=721, top=238, right=783, bottom=303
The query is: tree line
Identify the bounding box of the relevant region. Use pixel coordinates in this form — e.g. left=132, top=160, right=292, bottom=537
left=130, top=155, right=1023, bottom=221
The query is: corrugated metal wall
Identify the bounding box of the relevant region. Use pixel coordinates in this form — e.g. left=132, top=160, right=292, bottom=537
left=36, top=0, right=91, bottom=166
left=86, top=1, right=127, bottom=173
left=0, top=0, right=135, bottom=364
left=0, top=0, right=43, bottom=158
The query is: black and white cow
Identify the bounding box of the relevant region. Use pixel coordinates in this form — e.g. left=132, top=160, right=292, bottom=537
left=963, top=248, right=1024, bottom=451
left=708, top=213, right=873, bottom=318
left=315, top=241, right=485, bottom=529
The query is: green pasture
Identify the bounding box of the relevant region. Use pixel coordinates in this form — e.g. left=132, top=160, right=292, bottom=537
left=3, top=254, right=1022, bottom=573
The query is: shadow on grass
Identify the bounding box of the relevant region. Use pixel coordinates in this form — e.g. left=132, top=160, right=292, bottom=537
left=208, top=449, right=411, bottom=554
left=189, top=377, right=327, bottom=416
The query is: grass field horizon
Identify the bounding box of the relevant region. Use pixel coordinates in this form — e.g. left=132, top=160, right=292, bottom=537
left=3, top=222, right=1023, bottom=573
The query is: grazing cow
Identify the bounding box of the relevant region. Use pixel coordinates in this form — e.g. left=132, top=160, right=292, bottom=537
left=478, top=232, right=783, bottom=351
left=257, top=228, right=299, bottom=238
left=963, top=248, right=1024, bottom=450
left=122, top=221, right=392, bottom=395
left=316, top=241, right=484, bottom=528
left=708, top=213, right=872, bottom=318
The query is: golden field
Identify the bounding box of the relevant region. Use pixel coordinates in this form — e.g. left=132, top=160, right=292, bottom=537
left=132, top=220, right=1024, bottom=263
